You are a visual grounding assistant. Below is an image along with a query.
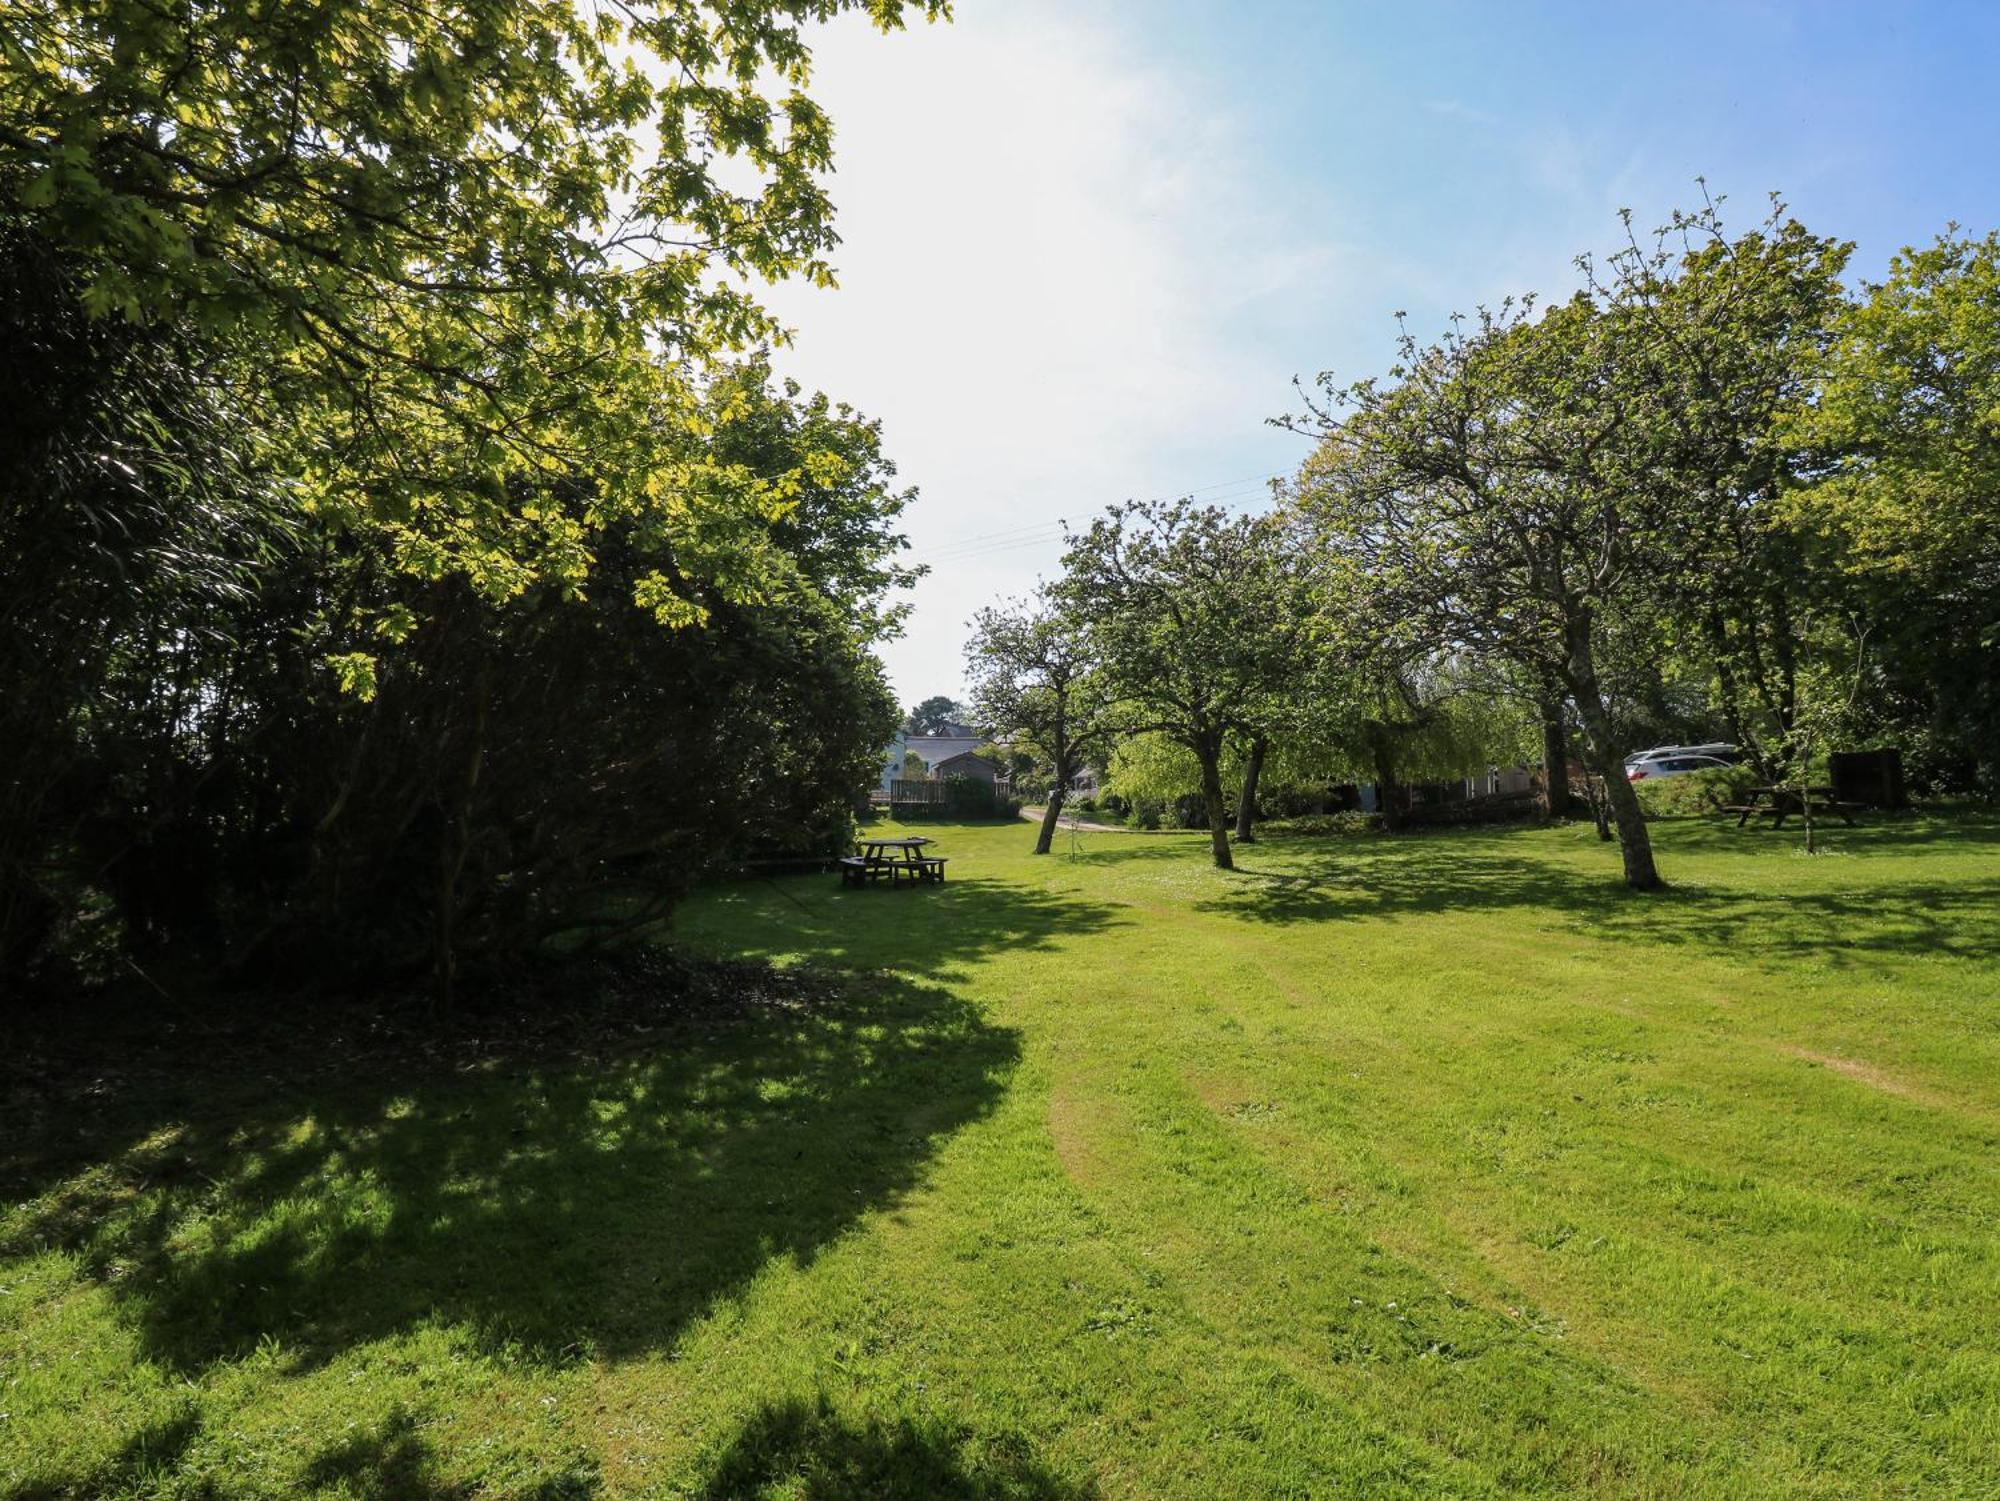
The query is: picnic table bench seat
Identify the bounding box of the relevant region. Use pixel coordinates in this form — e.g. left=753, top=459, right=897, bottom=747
left=1726, top=789, right=1862, bottom=828
left=883, top=857, right=946, bottom=886
left=838, top=840, right=946, bottom=888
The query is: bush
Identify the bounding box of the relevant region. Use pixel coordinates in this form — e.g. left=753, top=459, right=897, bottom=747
left=1133, top=798, right=1164, bottom=831
left=1262, top=782, right=1360, bottom=817
left=1632, top=764, right=1757, bottom=818
left=1262, top=811, right=1385, bottom=838
left=1098, top=792, right=1129, bottom=817
left=935, top=776, right=1021, bottom=821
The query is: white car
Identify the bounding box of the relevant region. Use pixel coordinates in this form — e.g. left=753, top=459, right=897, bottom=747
left=1624, top=743, right=1738, bottom=771
left=1626, top=753, right=1736, bottom=782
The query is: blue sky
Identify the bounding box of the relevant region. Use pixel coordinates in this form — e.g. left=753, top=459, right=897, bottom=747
left=763, top=0, right=2000, bottom=707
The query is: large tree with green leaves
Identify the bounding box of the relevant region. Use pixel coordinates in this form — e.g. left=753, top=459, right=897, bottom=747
left=1294, top=206, right=1848, bottom=889
left=1058, top=500, right=1310, bottom=870
left=2, top=0, right=945, bottom=654
left=1784, top=230, right=2000, bottom=790
left=1, top=3, right=941, bottom=991
left=965, top=590, right=1114, bottom=854
left=904, top=695, right=968, bottom=736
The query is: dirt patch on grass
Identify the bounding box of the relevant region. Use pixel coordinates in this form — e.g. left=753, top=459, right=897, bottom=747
left=1047, top=1083, right=1113, bottom=1190
left=1782, top=1047, right=1982, bottom=1117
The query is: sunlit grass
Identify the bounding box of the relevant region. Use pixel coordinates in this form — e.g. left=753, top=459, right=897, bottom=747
left=5, top=812, right=1998, bottom=1496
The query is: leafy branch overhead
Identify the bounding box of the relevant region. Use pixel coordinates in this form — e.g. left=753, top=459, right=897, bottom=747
left=2, top=0, right=946, bottom=625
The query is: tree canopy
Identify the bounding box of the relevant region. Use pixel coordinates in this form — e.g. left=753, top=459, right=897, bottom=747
left=965, top=590, right=1114, bottom=854
left=3, top=0, right=946, bottom=640
left=1, top=2, right=939, bottom=994
left=1058, top=500, right=1311, bottom=869
left=1290, top=205, right=1850, bottom=888
left=904, top=695, right=968, bottom=736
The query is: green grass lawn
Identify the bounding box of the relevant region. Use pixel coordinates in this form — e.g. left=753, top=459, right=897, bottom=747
left=6, top=814, right=2000, bottom=1497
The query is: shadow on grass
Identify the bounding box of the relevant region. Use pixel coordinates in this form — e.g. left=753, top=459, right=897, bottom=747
left=296, top=1407, right=601, bottom=1499
left=6, top=1407, right=220, bottom=1501
left=696, top=875, right=1126, bottom=977
left=1076, top=815, right=2000, bottom=967
left=4, top=973, right=1017, bottom=1386
left=698, top=1397, right=1094, bottom=1500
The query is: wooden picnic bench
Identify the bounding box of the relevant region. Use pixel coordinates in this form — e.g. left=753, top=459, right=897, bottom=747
left=1722, top=785, right=1862, bottom=829
left=840, top=837, right=947, bottom=887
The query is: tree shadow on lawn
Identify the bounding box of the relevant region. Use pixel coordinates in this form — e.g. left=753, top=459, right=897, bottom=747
left=14, top=1386, right=1095, bottom=1501
left=696, top=1396, right=1095, bottom=1500
left=296, top=1406, right=602, bottom=1500
left=7, top=1406, right=221, bottom=1501
left=697, top=875, right=1127, bottom=976
left=1093, top=821, right=2000, bottom=967
left=4, top=971, right=1018, bottom=1384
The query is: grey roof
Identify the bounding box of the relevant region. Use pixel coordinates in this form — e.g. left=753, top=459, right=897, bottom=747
left=897, top=735, right=982, bottom=766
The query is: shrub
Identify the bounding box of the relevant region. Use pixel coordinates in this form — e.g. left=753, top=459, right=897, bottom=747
left=1263, top=811, right=1385, bottom=838
left=1632, top=764, right=1757, bottom=818
left=1098, top=792, right=1129, bottom=817
left=940, top=775, right=1013, bottom=819
left=1134, top=798, right=1164, bottom=831
left=1263, top=782, right=1360, bottom=817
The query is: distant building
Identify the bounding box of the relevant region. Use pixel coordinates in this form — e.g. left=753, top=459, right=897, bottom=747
left=932, top=750, right=1002, bottom=786
left=878, top=732, right=985, bottom=794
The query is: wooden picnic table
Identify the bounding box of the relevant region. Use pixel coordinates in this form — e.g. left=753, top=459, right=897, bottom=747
left=1725, top=785, right=1859, bottom=829
left=840, top=836, right=948, bottom=887
left=858, top=836, right=932, bottom=861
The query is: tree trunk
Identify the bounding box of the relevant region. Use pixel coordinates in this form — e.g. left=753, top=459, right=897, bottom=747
left=1234, top=736, right=1267, bottom=843
left=1538, top=694, right=1571, bottom=820
left=1197, top=743, right=1234, bottom=870
left=1564, top=632, right=1662, bottom=890
left=1034, top=785, right=1064, bottom=855
left=1369, top=728, right=1405, bottom=833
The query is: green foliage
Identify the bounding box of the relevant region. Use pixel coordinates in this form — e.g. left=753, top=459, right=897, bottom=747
left=1785, top=230, right=2000, bottom=791
left=1790, top=230, right=2000, bottom=586
left=938, top=775, right=1019, bottom=821
left=1294, top=202, right=1853, bottom=887
left=1, top=7, right=940, bottom=988
left=2, top=0, right=944, bottom=622
left=2, top=317, right=912, bottom=985
left=1261, top=810, right=1386, bottom=838
left=965, top=589, right=1115, bottom=851
left=1105, top=732, right=1203, bottom=806
left=1631, top=765, right=1758, bottom=818
left=906, top=695, right=968, bottom=735
left=1058, top=500, right=1312, bottom=866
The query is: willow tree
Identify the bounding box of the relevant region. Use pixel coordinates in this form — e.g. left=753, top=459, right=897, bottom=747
left=1058, top=500, right=1311, bottom=870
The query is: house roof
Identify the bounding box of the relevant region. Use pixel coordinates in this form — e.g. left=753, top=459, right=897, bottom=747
left=934, top=750, right=994, bottom=773
left=897, top=735, right=982, bottom=767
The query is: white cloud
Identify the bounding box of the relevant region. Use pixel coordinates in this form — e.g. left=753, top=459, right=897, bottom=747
left=761, top=2, right=1331, bottom=703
